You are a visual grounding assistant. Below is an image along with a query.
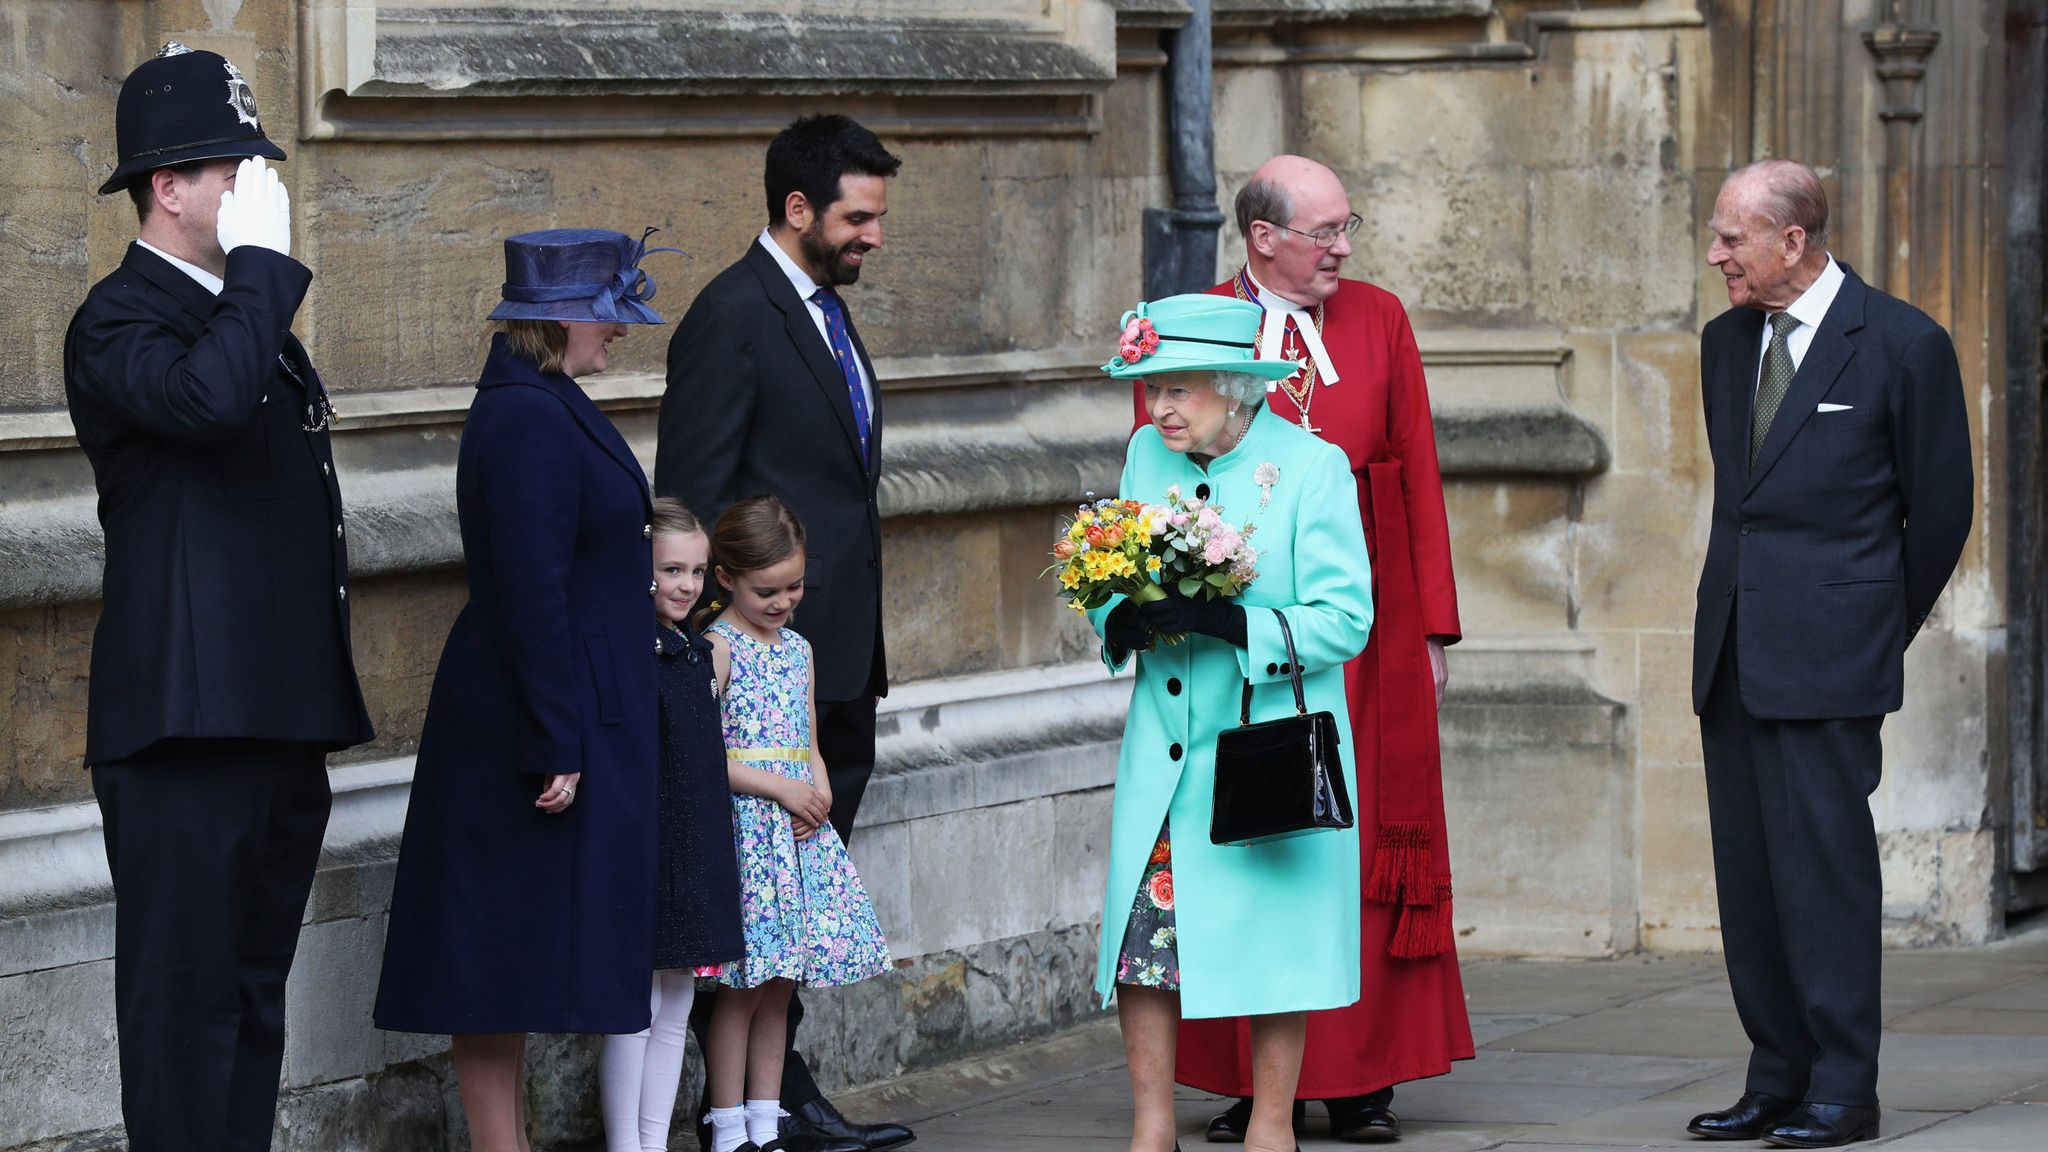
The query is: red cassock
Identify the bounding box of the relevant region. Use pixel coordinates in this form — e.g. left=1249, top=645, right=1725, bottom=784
left=1130, top=273, right=1474, bottom=1098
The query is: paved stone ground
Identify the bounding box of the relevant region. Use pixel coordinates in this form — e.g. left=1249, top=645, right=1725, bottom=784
left=831, top=920, right=2048, bottom=1151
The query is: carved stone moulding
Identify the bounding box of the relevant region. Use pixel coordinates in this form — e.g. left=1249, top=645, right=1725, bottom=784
left=302, top=1, right=1122, bottom=141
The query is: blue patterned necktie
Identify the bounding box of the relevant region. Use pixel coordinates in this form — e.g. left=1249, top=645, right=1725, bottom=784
left=811, top=288, right=871, bottom=464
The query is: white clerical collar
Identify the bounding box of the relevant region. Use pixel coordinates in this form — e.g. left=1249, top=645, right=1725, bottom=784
left=1244, top=267, right=1341, bottom=388
left=137, top=239, right=223, bottom=296
left=1781, top=255, right=1844, bottom=333
left=758, top=228, right=823, bottom=302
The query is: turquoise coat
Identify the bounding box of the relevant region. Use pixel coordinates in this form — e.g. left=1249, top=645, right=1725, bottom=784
left=1090, top=406, right=1374, bottom=1019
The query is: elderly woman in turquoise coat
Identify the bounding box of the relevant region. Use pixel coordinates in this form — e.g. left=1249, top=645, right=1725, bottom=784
left=1089, top=294, right=1374, bottom=1152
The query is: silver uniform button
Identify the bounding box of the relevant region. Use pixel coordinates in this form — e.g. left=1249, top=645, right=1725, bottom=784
left=322, top=462, right=330, bottom=476
left=643, top=524, right=652, bottom=539
left=338, top=585, right=347, bottom=600
left=648, top=581, right=658, bottom=597
left=335, top=524, right=344, bottom=539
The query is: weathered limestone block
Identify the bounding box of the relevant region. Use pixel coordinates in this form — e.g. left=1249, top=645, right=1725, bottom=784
left=1440, top=481, right=1574, bottom=636
left=0, top=960, right=119, bottom=1147
left=1441, top=642, right=1635, bottom=957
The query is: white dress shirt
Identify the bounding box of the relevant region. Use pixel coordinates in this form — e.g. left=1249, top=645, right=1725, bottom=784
left=137, top=239, right=223, bottom=296
left=1756, top=255, right=1845, bottom=387
left=757, top=229, right=875, bottom=417
left=1244, top=267, right=1341, bottom=389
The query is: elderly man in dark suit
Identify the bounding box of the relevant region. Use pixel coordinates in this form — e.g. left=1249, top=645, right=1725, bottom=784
left=64, top=44, right=373, bottom=1151
left=656, top=114, right=912, bottom=1152
left=1686, top=159, right=1972, bottom=1149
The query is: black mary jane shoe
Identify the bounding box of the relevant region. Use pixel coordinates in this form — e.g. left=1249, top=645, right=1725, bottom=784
left=1686, top=1091, right=1800, bottom=1140
left=1204, top=1098, right=1306, bottom=1143
left=1761, top=1102, right=1880, bottom=1149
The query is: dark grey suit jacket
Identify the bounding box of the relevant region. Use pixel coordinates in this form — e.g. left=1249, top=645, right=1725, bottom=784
left=1691, top=263, right=1972, bottom=719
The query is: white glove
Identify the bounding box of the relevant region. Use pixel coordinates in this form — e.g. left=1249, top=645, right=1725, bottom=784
left=215, top=157, right=292, bottom=258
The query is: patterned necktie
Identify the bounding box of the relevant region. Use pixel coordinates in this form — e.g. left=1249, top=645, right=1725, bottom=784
left=1749, top=311, right=1801, bottom=468
left=811, top=288, right=871, bottom=464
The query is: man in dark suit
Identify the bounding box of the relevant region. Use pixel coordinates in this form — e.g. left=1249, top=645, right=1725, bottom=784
left=1686, top=160, right=1972, bottom=1148
left=656, top=114, right=912, bottom=1152
left=65, top=44, right=373, bottom=1151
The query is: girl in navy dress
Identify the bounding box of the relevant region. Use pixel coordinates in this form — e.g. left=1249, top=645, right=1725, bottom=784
left=696, top=496, right=891, bottom=1152
left=600, top=497, right=746, bottom=1151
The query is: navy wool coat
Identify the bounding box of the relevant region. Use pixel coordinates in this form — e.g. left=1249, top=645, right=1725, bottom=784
left=375, top=335, right=658, bottom=1035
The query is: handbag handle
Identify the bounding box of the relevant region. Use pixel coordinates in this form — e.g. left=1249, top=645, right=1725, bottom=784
left=1239, top=608, right=1309, bottom=725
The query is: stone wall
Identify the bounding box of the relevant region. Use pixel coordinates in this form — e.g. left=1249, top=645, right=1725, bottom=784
left=0, top=0, right=2025, bottom=1146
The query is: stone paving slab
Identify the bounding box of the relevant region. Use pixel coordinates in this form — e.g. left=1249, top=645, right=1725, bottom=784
left=825, top=922, right=2048, bottom=1152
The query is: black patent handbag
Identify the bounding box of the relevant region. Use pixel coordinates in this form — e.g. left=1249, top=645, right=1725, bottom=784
left=1210, top=608, right=1355, bottom=846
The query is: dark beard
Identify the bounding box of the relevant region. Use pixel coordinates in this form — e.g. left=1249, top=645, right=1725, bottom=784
left=800, top=220, right=865, bottom=287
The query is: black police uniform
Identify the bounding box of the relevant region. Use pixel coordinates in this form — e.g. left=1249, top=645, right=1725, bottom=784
left=66, top=43, right=371, bottom=1152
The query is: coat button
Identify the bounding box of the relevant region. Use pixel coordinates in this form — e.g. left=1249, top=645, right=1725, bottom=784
left=322, top=462, right=331, bottom=476
left=335, top=524, right=344, bottom=539
left=1740, top=524, right=1752, bottom=536
left=1169, top=743, right=1183, bottom=761
left=338, top=585, right=347, bottom=601
left=1195, top=483, right=1210, bottom=499
left=655, top=637, right=664, bottom=654
left=1266, top=662, right=1279, bottom=675
left=1167, top=677, right=1182, bottom=696
left=649, top=581, right=659, bottom=596
left=1279, top=662, right=1294, bottom=675
left=643, top=524, right=652, bottom=539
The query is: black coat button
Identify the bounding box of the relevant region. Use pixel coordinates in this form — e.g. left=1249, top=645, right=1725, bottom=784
left=1740, top=524, right=1752, bottom=536
left=1266, top=662, right=1279, bottom=675
left=1279, top=662, right=1294, bottom=675
left=1167, top=677, right=1182, bottom=696
left=1195, top=483, right=1210, bottom=499
left=1169, top=743, right=1183, bottom=761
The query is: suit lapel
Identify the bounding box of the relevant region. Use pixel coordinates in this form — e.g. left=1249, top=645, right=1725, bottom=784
left=1744, top=272, right=1865, bottom=495
left=744, top=242, right=867, bottom=468
left=124, top=243, right=218, bottom=328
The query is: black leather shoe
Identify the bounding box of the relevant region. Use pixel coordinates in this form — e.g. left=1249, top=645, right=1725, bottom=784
left=1326, top=1093, right=1401, bottom=1142
left=1762, top=1102, right=1880, bottom=1148
left=788, top=1097, right=915, bottom=1151
left=1686, top=1092, right=1800, bottom=1140
left=1204, top=1098, right=1306, bottom=1143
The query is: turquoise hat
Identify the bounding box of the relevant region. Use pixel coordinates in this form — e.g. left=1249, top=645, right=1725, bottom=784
left=1101, top=293, right=1298, bottom=382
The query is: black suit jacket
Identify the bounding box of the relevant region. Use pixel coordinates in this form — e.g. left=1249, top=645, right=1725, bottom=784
left=1691, top=264, right=1973, bottom=719
left=63, top=243, right=373, bottom=764
left=654, top=239, right=886, bottom=701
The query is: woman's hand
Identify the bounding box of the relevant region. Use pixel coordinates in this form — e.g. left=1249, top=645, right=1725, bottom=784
left=536, top=772, right=580, bottom=814
left=1105, top=598, right=1153, bottom=653
left=1134, top=587, right=1248, bottom=647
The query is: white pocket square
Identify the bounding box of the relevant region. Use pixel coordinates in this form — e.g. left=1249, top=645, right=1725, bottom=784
left=1817, top=403, right=1854, bottom=412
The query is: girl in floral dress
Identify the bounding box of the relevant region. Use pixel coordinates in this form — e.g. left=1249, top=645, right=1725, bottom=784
left=695, top=495, right=891, bottom=1152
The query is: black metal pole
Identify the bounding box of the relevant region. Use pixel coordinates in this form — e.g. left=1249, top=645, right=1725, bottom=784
left=1143, top=0, right=1223, bottom=299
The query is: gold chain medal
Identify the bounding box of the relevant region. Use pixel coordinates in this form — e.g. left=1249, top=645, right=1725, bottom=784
left=1235, top=268, right=1327, bottom=435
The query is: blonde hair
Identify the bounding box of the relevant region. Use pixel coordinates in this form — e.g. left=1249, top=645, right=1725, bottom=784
left=651, top=496, right=703, bottom=539
left=500, top=319, right=567, bottom=375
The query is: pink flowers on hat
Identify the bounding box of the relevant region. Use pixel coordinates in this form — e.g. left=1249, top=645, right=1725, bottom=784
left=1118, top=317, right=1161, bottom=365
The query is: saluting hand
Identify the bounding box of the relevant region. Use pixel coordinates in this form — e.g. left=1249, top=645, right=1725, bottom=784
left=215, top=157, right=293, bottom=258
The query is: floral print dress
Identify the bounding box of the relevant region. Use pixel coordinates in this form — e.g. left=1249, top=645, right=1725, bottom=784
left=1115, top=822, right=1180, bottom=990
left=702, top=621, right=891, bottom=989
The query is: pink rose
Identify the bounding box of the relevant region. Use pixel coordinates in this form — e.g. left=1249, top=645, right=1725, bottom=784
left=1204, top=537, right=1232, bottom=565
left=1122, top=317, right=1143, bottom=343
left=1119, top=341, right=1142, bottom=364
left=1169, top=512, right=1189, bottom=527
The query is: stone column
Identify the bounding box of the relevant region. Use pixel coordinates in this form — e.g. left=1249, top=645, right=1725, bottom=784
left=1862, top=1, right=1941, bottom=293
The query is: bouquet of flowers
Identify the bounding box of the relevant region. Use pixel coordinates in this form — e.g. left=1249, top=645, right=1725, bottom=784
left=1045, top=488, right=1259, bottom=642
left=1153, top=483, right=1258, bottom=599
left=1045, top=496, right=1168, bottom=612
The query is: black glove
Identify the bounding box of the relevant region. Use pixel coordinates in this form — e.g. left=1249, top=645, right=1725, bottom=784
left=1134, top=587, right=1248, bottom=647
left=1104, top=598, right=1154, bottom=655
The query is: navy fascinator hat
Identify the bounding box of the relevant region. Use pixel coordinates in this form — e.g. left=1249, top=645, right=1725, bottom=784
left=488, top=228, right=682, bottom=325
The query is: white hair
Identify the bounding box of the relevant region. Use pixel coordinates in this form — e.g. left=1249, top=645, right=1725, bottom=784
left=1210, top=372, right=1270, bottom=406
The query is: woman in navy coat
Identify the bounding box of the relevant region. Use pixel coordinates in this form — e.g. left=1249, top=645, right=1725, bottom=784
left=375, top=229, right=676, bottom=1151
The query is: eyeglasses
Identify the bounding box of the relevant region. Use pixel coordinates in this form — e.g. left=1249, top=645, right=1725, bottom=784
left=1266, top=213, right=1362, bottom=248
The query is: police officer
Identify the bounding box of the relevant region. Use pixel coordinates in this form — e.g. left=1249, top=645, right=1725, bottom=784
left=65, top=44, right=372, bottom=1150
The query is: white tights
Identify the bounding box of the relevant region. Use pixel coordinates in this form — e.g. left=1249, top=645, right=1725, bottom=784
left=599, top=970, right=698, bottom=1152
